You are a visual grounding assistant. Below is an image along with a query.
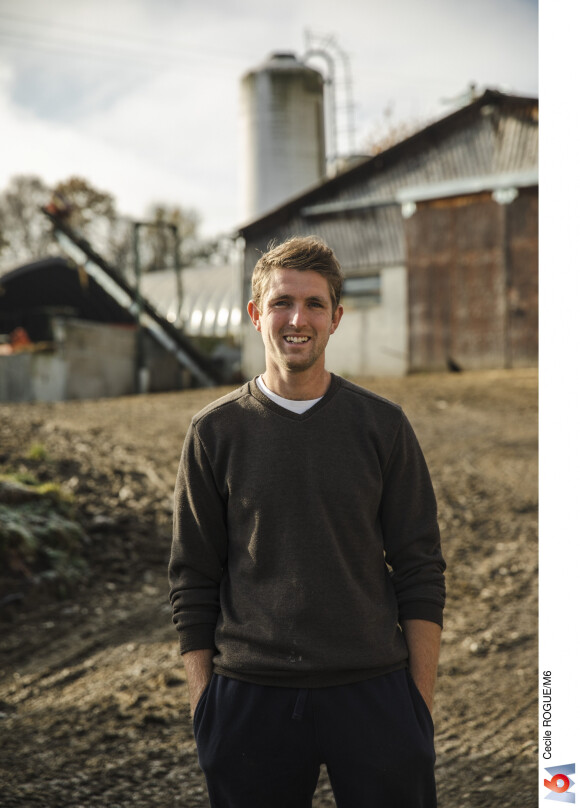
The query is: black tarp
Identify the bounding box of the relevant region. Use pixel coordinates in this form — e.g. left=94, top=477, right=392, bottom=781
left=0, top=257, right=134, bottom=341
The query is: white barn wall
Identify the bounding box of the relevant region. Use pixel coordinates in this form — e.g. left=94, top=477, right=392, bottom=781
left=241, top=321, right=266, bottom=379
left=326, top=266, right=408, bottom=377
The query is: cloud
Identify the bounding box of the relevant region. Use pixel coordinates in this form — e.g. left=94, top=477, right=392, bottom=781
left=0, top=63, right=228, bottom=230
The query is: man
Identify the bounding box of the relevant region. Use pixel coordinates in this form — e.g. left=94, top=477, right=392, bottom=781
left=169, top=236, right=446, bottom=807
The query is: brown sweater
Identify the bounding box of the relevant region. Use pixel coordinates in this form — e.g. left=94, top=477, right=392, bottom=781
left=169, top=375, right=445, bottom=688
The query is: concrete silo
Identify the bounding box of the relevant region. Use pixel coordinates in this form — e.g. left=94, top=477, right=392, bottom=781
left=240, top=52, right=326, bottom=222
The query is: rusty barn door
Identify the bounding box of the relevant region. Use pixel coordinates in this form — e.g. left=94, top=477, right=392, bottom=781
left=505, top=187, right=538, bottom=367
left=405, top=190, right=537, bottom=372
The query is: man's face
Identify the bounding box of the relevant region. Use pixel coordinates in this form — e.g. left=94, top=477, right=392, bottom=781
left=248, top=267, right=343, bottom=376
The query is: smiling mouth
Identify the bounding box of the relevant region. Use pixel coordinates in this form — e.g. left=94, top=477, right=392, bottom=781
left=284, top=336, right=311, bottom=344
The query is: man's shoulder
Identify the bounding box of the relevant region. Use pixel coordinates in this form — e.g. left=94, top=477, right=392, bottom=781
left=192, top=381, right=253, bottom=426
left=336, top=376, right=403, bottom=418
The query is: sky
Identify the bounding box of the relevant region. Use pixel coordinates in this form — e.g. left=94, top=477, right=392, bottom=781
left=0, top=0, right=538, bottom=239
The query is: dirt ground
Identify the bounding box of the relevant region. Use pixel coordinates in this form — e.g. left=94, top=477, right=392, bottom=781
left=0, top=368, right=538, bottom=807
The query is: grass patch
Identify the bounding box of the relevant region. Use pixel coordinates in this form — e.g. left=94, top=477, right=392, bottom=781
left=27, top=442, right=49, bottom=462
left=0, top=475, right=87, bottom=594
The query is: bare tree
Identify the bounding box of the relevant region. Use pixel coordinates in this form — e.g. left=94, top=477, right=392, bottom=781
left=0, top=175, right=56, bottom=271
left=52, top=176, right=133, bottom=270
left=44, top=175, right=140, bottom=277
left=0, top=175, right=206, bottom=280
left=363, top=105, right=428, bottom=155
left=53, top=176, right=117, bottom=226
left=138, top=203, right=201, bottom=273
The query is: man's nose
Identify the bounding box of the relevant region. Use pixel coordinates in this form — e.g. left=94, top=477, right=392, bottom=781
left=289, top=306, right=307, bottom=327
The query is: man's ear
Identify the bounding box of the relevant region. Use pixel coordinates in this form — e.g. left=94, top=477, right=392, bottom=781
left=330, top=304, right=344, bottom=335
left=247, top=300, right=262, bottom=332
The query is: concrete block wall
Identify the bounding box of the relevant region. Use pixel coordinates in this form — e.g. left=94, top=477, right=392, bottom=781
left=0, top=318, right=137, bottom=403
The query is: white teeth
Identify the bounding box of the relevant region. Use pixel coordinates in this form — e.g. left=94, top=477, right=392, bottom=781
left=285, top=336, right=309, bottom=343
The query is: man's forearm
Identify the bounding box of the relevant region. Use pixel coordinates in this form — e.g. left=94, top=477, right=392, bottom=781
left=182, top=648, right=214, bottom=716
left=401, top=619, right=442, bottom=714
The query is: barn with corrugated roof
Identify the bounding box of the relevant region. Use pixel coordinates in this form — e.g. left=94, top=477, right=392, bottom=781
left=238, top=89, right=538, bottom=377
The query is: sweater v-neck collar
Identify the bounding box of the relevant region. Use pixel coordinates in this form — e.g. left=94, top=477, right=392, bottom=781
left=249, top=374, right=342, bottom=420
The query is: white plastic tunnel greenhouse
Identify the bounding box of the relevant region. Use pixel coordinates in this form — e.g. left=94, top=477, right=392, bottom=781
left=141, top=263, right=243, bottom=340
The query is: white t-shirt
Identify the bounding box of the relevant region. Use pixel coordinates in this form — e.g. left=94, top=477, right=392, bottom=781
left=256, top=375, right=322, bottom=414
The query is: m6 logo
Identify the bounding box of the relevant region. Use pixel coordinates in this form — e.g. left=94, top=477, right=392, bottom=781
left=544, top=764, right=575, bottom=803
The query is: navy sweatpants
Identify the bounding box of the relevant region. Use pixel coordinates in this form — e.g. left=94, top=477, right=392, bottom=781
left=193, top=668, right=437, bottom=808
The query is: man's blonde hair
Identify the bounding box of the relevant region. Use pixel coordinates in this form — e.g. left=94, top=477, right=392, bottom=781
left=251, top=236, right=343, bottom=313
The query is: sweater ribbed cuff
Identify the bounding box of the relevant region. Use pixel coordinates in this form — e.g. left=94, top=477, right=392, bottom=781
left=178, top=624, right=217, bottom=655
left=398, top=601, right=444, bottom=628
